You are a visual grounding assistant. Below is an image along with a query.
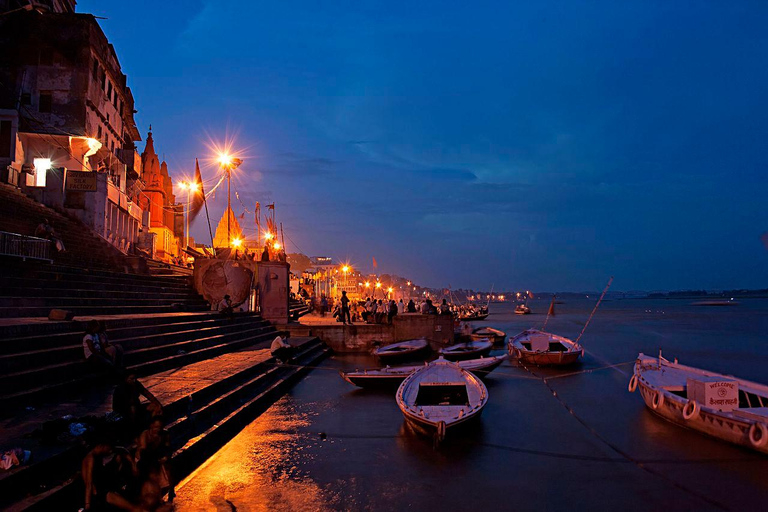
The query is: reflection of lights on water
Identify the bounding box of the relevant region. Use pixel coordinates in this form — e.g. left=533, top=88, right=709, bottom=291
left=175, top=397, right=336, bottom=511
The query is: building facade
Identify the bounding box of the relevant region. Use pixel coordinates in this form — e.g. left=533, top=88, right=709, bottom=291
left=0, top=7, right=145, bottom=254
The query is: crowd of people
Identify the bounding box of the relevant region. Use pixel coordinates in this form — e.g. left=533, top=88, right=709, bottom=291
left=304, top=293, right=464, bottom=324
left=80, top=323, right=174, bottom=511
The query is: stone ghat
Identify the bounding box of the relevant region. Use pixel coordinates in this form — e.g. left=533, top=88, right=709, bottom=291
left=280, top=312, right=454, bottom=353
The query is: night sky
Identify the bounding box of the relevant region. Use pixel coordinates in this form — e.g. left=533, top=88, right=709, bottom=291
left=80, top=0, right=768, bottom=291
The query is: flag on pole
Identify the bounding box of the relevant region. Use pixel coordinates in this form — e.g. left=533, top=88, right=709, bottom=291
left=267, top=203, right=275, bottom=210
left=188, top=158, right=205, bottom=224
left=372, top=257, right=378, bottom=269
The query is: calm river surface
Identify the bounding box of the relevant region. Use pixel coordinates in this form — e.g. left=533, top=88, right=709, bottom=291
left=175, top=299, right=768, bottom=511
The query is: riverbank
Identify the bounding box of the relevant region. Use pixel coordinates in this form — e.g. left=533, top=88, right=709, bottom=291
left=175, top=299, right=768, bottom=511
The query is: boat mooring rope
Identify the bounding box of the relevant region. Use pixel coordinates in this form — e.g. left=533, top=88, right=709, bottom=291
left=517, top=361, right=732, bottom=511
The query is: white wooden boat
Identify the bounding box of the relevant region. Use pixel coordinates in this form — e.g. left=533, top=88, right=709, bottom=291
left=373, top=338, right=430, bottom=363
left=439, top=340, right=493, bottom=361
left=396, top=358, right=488, bottom=442
left=507, top=329, right=582, bottom=366
left=340, top=355, right=508, bottom=388
left=630, top=353, right=768, bottom=454
left=470, top=327, right=506, bottom=345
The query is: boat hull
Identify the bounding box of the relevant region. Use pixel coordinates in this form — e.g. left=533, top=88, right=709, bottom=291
left=402, top=406, right=483, bottom=439
left=512, top=348, right=582, bottom=366
left=341, top=356, right=508, bottom=388
left=508, top=329, right=582, bottom=367
left=633, top=356, right=768, bottom=455
left=375, top=340, right=430, bottom=363
left=470, top=333, right=505, bottom=345
left=441, top=345, right=492, bottom=361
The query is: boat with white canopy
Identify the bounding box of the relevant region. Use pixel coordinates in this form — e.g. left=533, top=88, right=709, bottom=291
left=629, top=353, right=768, bottom=454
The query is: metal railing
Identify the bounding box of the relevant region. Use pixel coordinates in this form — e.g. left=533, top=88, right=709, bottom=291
left=0, top=231, right=52, bottom=262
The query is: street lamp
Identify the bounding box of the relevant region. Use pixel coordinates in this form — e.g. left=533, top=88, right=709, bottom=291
left=341, top=265, right=350, bottom=297
left=178, top=180, right=200, bottom=249
left=218, top=153, right=242, bottom=248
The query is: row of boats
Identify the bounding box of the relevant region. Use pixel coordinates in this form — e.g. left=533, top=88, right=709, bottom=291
left=340, top=327, right=768, bottom=452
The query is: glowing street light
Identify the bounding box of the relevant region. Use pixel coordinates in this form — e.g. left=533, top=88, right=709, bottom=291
left=232, top=238, right=242, bottom=248
left=179, top=179, right=201, bottom=249
left=217, top=152, right=243, bottom=248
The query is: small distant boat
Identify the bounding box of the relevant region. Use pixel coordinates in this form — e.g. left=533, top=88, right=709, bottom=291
left=629, top=353, right=768, bottom=454
left=373, top=338, right=430, bottom=363
left=470, top=327, right=506, bottom=345
left=691, top=300, right=739, bottom=306
left=459, top=310, right=490, bottom=321
left=440, top=340, right=493, bottom=361
left=514, top=304, right=531, bottom=315
left=340, top=355, right=508, bottom=388
left=508, top=329, right=582, bottom=366
left=397, top=358, right=488, bottom=442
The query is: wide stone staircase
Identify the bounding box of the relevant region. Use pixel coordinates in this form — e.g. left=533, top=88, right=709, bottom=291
left=0, top=183, right=142, bottom=273
left=0, top=261, right=208, bottom=318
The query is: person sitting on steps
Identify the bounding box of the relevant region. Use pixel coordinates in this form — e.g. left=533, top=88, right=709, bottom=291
left=83, top=320, right=122, bottom=371
left=271, top=336, right=295, bottom=364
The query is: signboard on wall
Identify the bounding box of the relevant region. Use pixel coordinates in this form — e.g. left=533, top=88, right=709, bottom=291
left=65, top=171, right=97, bottom=191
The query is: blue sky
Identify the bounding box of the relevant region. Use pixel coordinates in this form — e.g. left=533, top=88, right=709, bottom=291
left=81, top=0, right=768, bottom=291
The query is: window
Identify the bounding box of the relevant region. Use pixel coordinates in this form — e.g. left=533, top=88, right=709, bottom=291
left=39, top=93, right=52, bottom=113
left=100, top=70, right=106, bottom=89
left=92, top=59, right=99, bottom=80
left=113, top=93, right=118, bottom=108
left=20, top=93, right=31, bottom=105
left=97, top=125, right=102, bottom=139
left=0, top=120, right=11, bottom=158
left=107, top=81, right=112, bottom=99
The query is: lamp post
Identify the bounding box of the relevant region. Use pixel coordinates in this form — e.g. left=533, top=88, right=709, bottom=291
left=341, top=265, right=350, bottom=298
left=179, top=180, right=200, bottom=250
left=217, top=154, right=242, bottom=248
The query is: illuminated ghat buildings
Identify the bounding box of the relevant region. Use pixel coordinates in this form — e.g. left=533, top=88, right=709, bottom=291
left=0, top=0, right=183, bottom=262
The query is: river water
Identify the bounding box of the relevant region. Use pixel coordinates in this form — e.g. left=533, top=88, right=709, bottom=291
left=175, top=298, right=768, bottom=511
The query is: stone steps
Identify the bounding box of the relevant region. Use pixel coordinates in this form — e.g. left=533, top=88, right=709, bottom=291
left=0, top=184, right=136, bottom=273
left=0, top=337, right=328, bottom=511
left=0, top=318, right=280, bottom=412
left=0, top=260, right=205, bottom=318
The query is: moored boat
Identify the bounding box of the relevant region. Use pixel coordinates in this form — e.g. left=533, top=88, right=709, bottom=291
left=507, top=329, right=582, bottom=366
left=439, top=340, right=493, bottom=361
left=470, top=327, right=506, bottom=345
left=629, top=353, right=768, bottom=454
left=396, top=358, right=488, bottom=442
left=340, top=355, right=508, bottom=388
left=373, top=338, right=430, bottom=363
left=514, top=304, right=531, bottom=315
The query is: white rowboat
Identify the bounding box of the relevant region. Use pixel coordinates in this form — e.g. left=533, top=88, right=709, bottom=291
left=396, top=358, right=488, bottom=443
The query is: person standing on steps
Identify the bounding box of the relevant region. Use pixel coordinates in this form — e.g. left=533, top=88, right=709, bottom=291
left=340, top=290, right=351, bottom=324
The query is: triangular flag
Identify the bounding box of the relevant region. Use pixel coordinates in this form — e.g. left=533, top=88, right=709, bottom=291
left=372, top=256, right=378, bottom=269
left=188, top=158, right=205, bottom=225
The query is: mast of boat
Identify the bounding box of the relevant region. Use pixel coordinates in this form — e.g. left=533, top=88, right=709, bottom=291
left=574, top=276, right=614, bottom=347
left=542, top=294, right=556, bottom=330
left=486, top=284, right=494, bottom=307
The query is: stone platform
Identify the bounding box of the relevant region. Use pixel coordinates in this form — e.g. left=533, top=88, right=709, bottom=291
left=280, top=312, right=454, bottom=353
